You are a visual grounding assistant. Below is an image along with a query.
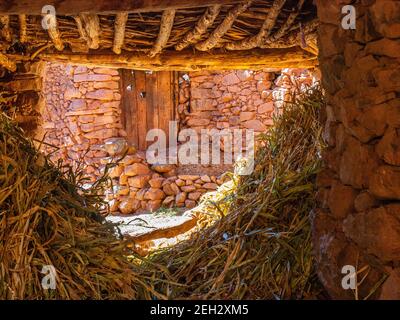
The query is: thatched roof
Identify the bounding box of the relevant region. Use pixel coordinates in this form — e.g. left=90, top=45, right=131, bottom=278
left=0, top=0, right=318, bottom=71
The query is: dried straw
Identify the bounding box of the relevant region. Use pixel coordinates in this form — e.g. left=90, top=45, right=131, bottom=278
left=133, top=85, right=326, bottom=300
left=1, top=85, right=325, bottom=300
left=0, top=112, right=138, bottom=299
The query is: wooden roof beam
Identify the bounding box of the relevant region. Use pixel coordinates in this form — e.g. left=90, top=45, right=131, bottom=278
left=73, top=15, right=89, bottom=49
left=175, top=4, right=221, bottom=51
left=18, top=14, right=27, bottom=44
left=261, top=19, right=318, bottom=53
left=79, top=14, right=100, bottom=50
left=0, top=16, right=12, bottom=42
left=195, top=0, right=252, bottom=52
left=47, top=16, right=65, bottom=51
left=225, top=0, right=286, bottom=50
left=266, top=0, right=305, bottom=43
left=40, top=47, right=317, bottom=71
left=113, top=12, right=128, bottom=55
left=0, top=0, right=241, bottom=15
left=148, top=9, right=176, bottom=58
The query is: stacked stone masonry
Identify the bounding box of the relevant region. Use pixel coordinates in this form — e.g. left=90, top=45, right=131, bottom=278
left=315, top=0, right=400, bottom=299
left=41, top=63, right=315, bottom=215
left=178, top=68, right=315, bottom=134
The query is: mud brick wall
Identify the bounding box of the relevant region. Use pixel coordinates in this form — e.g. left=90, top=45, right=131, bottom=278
left=314, top=0, right=400, bottom=299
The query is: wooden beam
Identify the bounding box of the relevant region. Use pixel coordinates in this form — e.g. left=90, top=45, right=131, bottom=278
left=18, top=14, right=27, bottom=44
left=195, top=0, right=252, bottom=52
left=127, top=216, right=198, bottom=244
left=225, top=0, right=286, bottom=50
left=0, top=16, right=12, bottom=42
left=47, top=16, right=64, bottom=51
left=261, top=20, right=318, bottom=50
left=79, top=14, right=100, bottom=50
left=40, top=47, right=317, bottom=71
left=73, top=15, right=89, bottom=48
left=149, top=9, right=176, bottom=57
left=266, top=0, right=304, bottom=43
left=0, top=0, right=241, bottom=15
left=0, top=52, right=17, bottom=71
left=175, top=5, right=221, bottom=51
left=113, top=12, right=128, bottom=55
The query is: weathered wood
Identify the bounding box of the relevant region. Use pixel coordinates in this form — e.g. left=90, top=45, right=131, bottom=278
left=120, top=69, right=138, bottom=148
left=122, top=70, right=176, bottom=149
left=175, top=5, right=221, bottom=51
left=46, top=16, right=64, bottom=51
left=0, top=52, right=17, bottom=71
left=261, top=19, right=318, bottom=51
left=73, top=15, right=89, bottom=48
left=18, top=14, right=27, bottom=43
left=128, top=216, right=198, bottom=244
left=267, top=0, right=304, bottom=43
left=225, top=0, right=286, bottom=50
left=113, top=12, right=128, bottom=55
left=157, top=71, right=174, bottom=143
left=0, top=0, right=241, bottom=14
left=146, top=71, right=158, bottom=135
left=79, top=14, right=100, bottom=50
left=195, top=0, right=252, bottom=51
left=135, top=71, right=147, bottom=150
left=0, top=16, right=12, bottom=42
left=149, top=9, right=176, bottom=57
left=41, top=47, right=317, bottom=71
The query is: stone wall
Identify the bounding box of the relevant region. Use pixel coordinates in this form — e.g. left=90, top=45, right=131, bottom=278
left=178, top=69, right=315, bottom=134
left=41, top=62, right=227, bottom=215
left=40, top=64, right=315, bottom=216
left=314, top=0, right=400, bottom=299
left=41, top=62, right=125, bottom=183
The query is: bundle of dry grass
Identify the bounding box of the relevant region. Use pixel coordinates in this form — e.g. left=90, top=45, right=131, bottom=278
left=0, top=112, right=138, bottom=299
left=134, top=85, right=325, bottom=300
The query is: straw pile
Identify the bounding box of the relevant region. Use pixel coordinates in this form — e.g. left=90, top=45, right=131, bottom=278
left=134, top=85, right=325, bottom=299
left=0, top=85, right=324, bottom=300
left=0, top=112, right=138, bottom=299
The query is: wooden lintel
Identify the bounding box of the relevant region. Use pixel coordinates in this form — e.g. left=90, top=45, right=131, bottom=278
left=0, top=0, right=241, bottom=15
left=40, top=47, right=317, bottom=71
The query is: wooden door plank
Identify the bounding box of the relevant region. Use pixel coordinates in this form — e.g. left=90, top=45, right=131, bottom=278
left=135, top=70, right=147, bottom=150
left=146, top=72, right=158, bottom=142
left=120, top=69, right=138, bottom=147
left=157, top=71, right=172, bottom=146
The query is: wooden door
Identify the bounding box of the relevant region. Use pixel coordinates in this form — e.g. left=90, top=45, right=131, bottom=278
left=120, top=70, right=177, bottom=150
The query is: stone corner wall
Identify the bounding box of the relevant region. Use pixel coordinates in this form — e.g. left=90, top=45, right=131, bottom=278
left=315, top=0, right=400, bottom=299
